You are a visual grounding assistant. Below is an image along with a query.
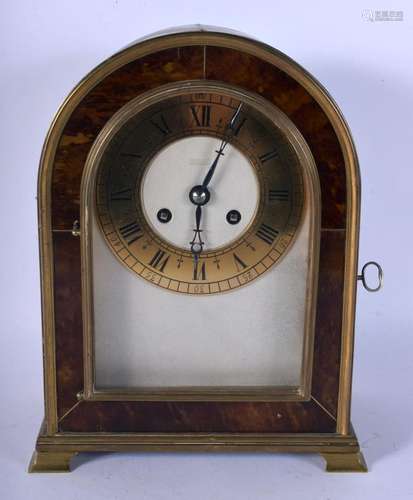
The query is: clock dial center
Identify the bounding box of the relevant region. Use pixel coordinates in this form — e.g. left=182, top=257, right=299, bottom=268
left=189, top=185, right=210, bottom=206
left=141, top=135, right=260, bottom=253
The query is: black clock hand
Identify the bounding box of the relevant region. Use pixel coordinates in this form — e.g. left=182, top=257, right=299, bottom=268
left=201, top=103, right=243, bottom=189
left=195, top=204, right=202, bottom=232
left=201, top=147, right=224, bottom=189
left=188, top=103, right=244, bottom=255
left=190, top=205, right=204, bottom=259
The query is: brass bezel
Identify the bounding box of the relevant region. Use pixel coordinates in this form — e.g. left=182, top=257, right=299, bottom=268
left=90, top=82, right=302, bottom=292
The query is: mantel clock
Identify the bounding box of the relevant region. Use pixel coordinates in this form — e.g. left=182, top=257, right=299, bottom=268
left=29, top=25, right=382, bottom=473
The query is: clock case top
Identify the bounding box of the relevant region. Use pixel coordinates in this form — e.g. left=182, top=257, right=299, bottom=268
left=35, top=26, right=361, bottom=444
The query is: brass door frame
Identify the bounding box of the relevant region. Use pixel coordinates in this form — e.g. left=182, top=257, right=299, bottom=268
left=79, top=80, right=321, bottom=403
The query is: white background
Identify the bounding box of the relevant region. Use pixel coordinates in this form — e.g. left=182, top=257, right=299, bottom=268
left=1, top=1, right=412, bottom=499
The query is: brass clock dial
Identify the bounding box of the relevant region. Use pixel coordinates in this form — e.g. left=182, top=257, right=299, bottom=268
left=95, top=82, right=306, bottom=294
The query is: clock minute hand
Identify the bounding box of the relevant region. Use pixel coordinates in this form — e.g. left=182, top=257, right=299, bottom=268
left=201, top=103, right=243, bottom=189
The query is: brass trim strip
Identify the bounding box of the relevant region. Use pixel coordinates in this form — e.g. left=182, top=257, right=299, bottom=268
left=84, top=386, right=306, bottom=402
left=37, top=114, right=60, bottom=435
left=36, top=430, right=362, bottom=451
left=57, top=400, right=82, bottom=423
left=311, top=396, right=337, bottom=422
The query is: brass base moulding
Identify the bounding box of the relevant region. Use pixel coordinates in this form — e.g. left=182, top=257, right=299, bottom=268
left=29, top=422, right=367, bottom=473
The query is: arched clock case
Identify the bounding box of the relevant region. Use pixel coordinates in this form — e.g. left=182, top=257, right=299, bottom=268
left=29, top=26, right=380, bottom=473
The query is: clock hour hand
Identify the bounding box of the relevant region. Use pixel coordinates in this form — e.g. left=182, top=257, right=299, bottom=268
left=190, top=205, right=204, bottom=260
left=201, top=103, right=243, bottom=189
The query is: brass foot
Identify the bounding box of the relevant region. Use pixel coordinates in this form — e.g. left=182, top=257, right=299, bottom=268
left=28, top=450, right=77, bottom=473
left=321, top=451, right=367, bottom=472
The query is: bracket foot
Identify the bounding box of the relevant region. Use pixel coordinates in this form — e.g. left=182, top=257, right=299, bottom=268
left=28, top=450, right=77, bottom=473
left=321, top=451, right=367, bottom=472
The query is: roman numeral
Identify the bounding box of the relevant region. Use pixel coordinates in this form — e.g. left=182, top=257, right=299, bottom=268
left=118, top=221, right=143, bottom=245
left=151, top=114, right=171, bottom=135
left=110, top=188, right=133, bottom=201
left=268, top=189, right=289, bottom=202
left=193, top=260, right=207, bottom=280
left=233, top=253, right=247, bottom=272
left=190, top=105, right=211, bottom=127
left=148, top=249, right=170, bottom=272
left=259, top=149, right=278, bottom=163
left=256, top=224, right=279, bottom=245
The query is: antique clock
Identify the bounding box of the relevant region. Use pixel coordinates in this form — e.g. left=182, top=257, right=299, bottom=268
left=29, top=26, right=382, bottom=473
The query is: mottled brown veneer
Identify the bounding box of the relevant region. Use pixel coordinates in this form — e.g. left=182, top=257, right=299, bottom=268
left=312, top=230, right=346, bottom=416
left=60, top=400, right=335, bottom=433
left=53, top=232, right=83, bottom=417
